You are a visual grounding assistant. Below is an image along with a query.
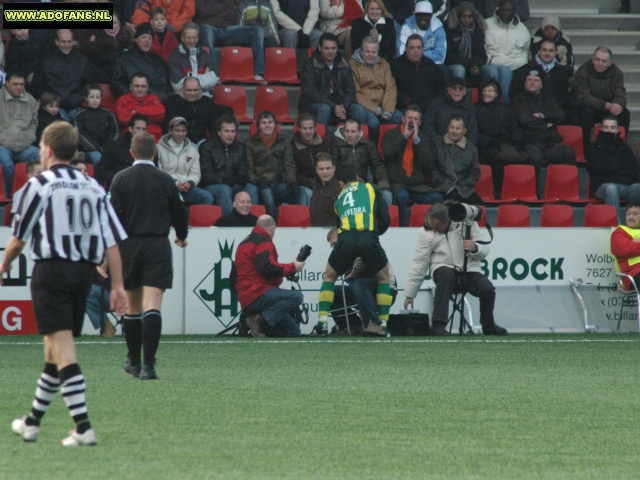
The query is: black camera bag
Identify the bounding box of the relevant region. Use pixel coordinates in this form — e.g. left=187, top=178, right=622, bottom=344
left=387, top=313, right=431, bottom=336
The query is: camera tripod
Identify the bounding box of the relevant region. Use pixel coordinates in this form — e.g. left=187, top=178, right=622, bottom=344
left=447, top=223, right=475, bottom=335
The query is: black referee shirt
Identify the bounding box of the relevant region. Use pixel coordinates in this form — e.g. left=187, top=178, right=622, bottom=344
left=13, top=163, right=127, bottom=264
left=109, top=161, right=188, bottom=240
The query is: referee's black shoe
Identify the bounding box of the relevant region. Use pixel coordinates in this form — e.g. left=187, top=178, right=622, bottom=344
left=139, top=365, right=158, bottom=380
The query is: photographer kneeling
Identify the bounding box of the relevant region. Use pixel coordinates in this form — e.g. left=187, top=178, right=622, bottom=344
left=403, top=203, right=507, bottom=336
left=231, top=215, right=305, bottom=337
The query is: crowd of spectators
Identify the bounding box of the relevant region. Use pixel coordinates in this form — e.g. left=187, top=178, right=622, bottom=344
left=0, top=0, right=637, bottom=226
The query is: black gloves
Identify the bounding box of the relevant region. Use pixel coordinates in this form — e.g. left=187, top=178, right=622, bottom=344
left=297, top=29, right=310, bottom=49
left=288, top=182, right=300, bottom=198
left=221, top=176, right=236, bottom=187
left=256, top=180, right=270, bottom=190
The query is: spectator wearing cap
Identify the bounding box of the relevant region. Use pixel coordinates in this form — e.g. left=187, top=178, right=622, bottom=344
left=423, top=76, right=478, bottom=145
left=482, top=0, right=530, bottom=104
left=391, top=34, right=446, bottom=115
left=348, top=36, right=403, bottom=144
left=510, top=39, right=573, bottom=110
left=510, top=68, right=576, bottom=172
left=397, top=1, right=447, bottom=66
left=444, top=1, right=487, bottom=84
left=115, top=73, right=166, bottom=142
left=567, top=47, right=630, bottom=149
left=157, top=116, right=214, bottom=206
left=111, top=23, right=174, bottom=101
left=475, top=78, right=533, bottom=195
left=530, top=15, right=573, bottom=67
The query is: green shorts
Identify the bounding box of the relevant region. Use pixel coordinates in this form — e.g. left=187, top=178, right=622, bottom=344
left=328, top=230, right=388, bottom=277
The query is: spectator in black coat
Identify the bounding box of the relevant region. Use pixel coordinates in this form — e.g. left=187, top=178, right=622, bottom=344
left=73, top=84, right=119, bottom=166
left=444, top=2, right=487, bottom=85
left=510, top=40, right=573, bottom=109
left=5, top=29, right=45, bottom=96
left=350, top=0, right=397, bottom=63
left=163, top=77, right=232, bottom=146
left=475, top=78, right=533, bottom=194
left=110, top=23, right=173, bottom=101
left=390, top=34, right=445, bottom=114
left=34, top=92, right=64, bottom=146
left=39, top=29, right=92, bottom=120
left=510, top=69, right=575, bottom=171
left=95, top=114, right=149, bottom=187
left=423, top=76, right=478, bottom=144
left=292, top=113, right=330, bottom=201
left=215, top=191, right=259, bottom=227
left=530, top=15, right=573, bottom=66
left=585, top=116, right=640, bottom=219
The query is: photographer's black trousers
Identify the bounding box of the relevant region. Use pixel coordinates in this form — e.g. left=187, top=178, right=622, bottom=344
left=432, top=267, right=496, bottom=329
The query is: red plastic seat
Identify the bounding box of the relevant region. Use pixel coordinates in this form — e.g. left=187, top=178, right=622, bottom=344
left=4, top=203, right=12, bottom=227
left=219, top=47, right=258, bottom=84
left=409, top=204, right=432, bottom=227
left=476, top=164, right=512, bottom=205
left=249, top=123, right=283, bottom=137
left=593, top=124, right=627, bottom=143
left=87, top=164, right=95, bottom=178
left=337, top=123, right=370, bottom=139
left=543, top=164, right=591, bottom=205
left=254, top=86, right=296, bottom=123
left=250, top=205, right=266, bottom=217
left=12, top=163, right=29, bottom=194
left=583, top=204, right=618, bottom=227
left=99, top=83, right=117, bottom=113
left=264, top=47, right=300, bottom=84
left=477, top=205, right=487, bottom=227
left=188, top=205, right=223, bottom=227
left=0, top=170, right=12, bottom=204
left=501, top=165, right=547, bottom=204
left=557, top=125, right=585, bottom=163
left=308, top=48, right=316, bottom=58
left=277, top=205, right=311, bottom=227
left=214, top=86, right=252, bottom=122
left=470, top=87, right=479, bottom=104
left=388, top=204, right=399, bottom=227
left=540, top=204, right=574, bottom=227
left=378, top=123, right=398, bottom=158
left=496, top=205, right=530, bottom=227
left=293, top=122, right=327, bottom=139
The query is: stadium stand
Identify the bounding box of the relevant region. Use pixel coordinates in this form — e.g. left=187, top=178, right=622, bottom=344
left=264, top=48, right=301, bottom=84
left=254, top=86, right=296, bottom=123
left=543, top=165, right=592, bottom=205
left=377, top=123, right=398, bottom=158
left=277, top=205, right=311, bottom=227
left=188, top=205, right=223, bottom=227
left=388, top=204, right=400, bottom=227
left=557, top=125, right=586, bottom=163
left=501, top=165, right=547, bottom=204
left=219, top=47, right=259, bottom=84
left=583, top=204, right=618, bottom=227
left=496, top=205, right=531, bottom=227
left=540, top=204, right=575, bottom=227
left=214, top=86, right=253, bottom=123
left=477, top=165, right=512, bottom=205
left=409, top=204, right=432, bottom=227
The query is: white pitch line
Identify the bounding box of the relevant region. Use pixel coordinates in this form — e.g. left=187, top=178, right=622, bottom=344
left=0, top=338, right=638, bottom=346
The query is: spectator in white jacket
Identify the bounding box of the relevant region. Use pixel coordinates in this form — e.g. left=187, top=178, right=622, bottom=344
left=269, top=0, right=323, bottom=49
left=403, top=202, right=508, bottom=336
left=319, top=0, right=363, bottom=60
left=482, top=0, right=530, bottom=104
left=157, top=116, right=213, bottom=205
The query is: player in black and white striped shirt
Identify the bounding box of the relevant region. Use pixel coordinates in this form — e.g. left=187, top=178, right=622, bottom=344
left=3, top=122, right=128, bottom=447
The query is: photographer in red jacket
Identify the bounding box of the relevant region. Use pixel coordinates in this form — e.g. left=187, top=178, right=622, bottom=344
left=231, top=215, right=305, bottom=337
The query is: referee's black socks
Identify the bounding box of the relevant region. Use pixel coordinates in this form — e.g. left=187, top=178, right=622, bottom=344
left=142, top=310, right=162, bottom=368
left=122, top=314, right=143, bottom=366
left=59, top=364, right=91, bottom=434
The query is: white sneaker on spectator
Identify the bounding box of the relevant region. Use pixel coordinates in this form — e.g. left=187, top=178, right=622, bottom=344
left=254, top=74, right=267, bottom=84
left=61, top=428, right=97, bottom=447
left=12, top=417, right=39, bottom=442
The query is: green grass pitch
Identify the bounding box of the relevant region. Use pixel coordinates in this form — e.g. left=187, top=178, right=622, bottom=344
left=1, top=334, right=639, bottom=480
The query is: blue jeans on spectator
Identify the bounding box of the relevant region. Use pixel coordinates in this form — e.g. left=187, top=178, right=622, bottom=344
left=481, top=64, right=513, bottom=104
left=396, top=188, right=444, bottom=226
left=0, top=145, right=40, bottom=197
left=306, top=103, right=334, bottom=128
left=245, top=288, right=303, bottom=337
left=350, top=277, right=397, bottom=326
left=59, top=108, right=80, bottom=122
left=204, top=183, right=259, bottom=215
left=85, top=284, right=111, bottom=330
left=595, top=183, right=640, bottom=223
left=279, top=28, right=322, bottom=49
left=381, top=189, right=393, bottom=207
left=182, top=186, right=214, bottom=205
left=258, top=182, right=309, bottom=220
left=85, top=151, right=102, bottom=166
left=199, top=25, right=265, bottom=75
left=300, top=186, right=312, bottom=206
left=347, top=103, right=403, bottom=143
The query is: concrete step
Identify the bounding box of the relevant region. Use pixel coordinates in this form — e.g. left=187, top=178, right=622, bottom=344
left=529, top=0, right=636, bottom=14
left=565, top=30, right=640, bottom=50
left=525, top=15, right=640, bottom=31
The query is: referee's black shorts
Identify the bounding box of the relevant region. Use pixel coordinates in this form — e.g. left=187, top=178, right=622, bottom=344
left=120, top=236, right=173, bottom=291
left=328, top=230, right=388, bottom=277
left=31, top=259, right=93, bottom=337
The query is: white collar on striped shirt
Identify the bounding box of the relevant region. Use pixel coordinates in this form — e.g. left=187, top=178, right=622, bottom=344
left=133, top=160, right=155, bottom=167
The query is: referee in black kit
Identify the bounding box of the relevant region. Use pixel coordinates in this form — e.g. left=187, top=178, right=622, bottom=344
left=109, top=132, right=188, bottom=380
left=5, top=121, right=128, bottom=447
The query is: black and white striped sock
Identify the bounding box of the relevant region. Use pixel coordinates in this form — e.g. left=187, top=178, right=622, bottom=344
left=59, top=364, right=91, bottom=434
left=122, top=314, right=143, bottom=366
left=142, top=309, right=162, bottom=368
left=26, top=363, right=60, bottom=427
